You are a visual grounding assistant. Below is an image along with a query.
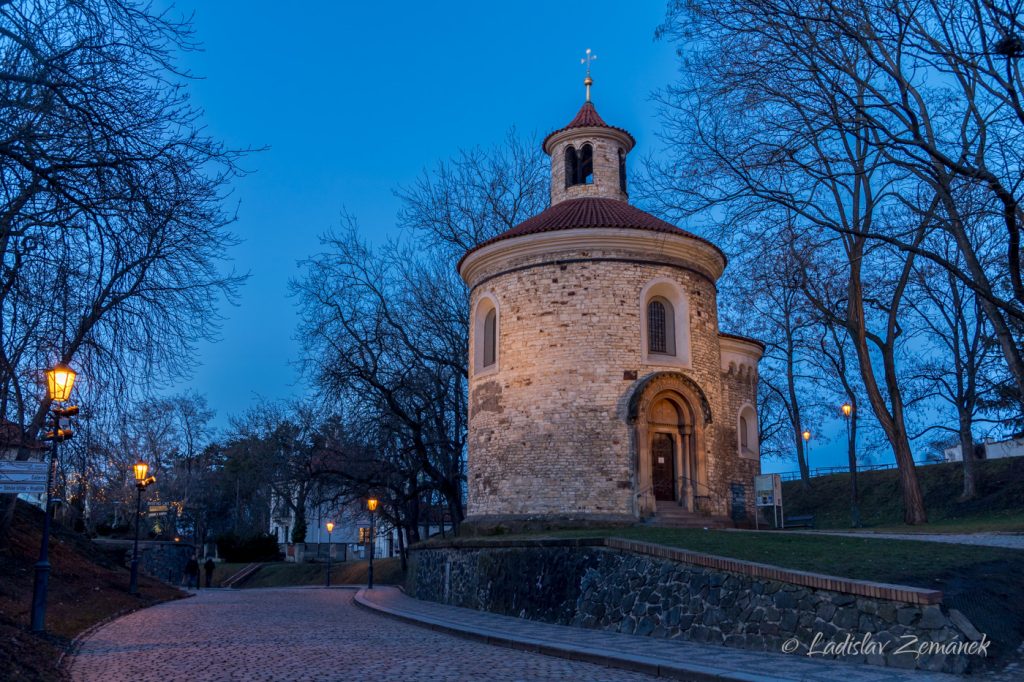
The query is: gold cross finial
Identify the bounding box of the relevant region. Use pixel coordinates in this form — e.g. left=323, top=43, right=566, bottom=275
left=581, top=48, right=597, bottom=102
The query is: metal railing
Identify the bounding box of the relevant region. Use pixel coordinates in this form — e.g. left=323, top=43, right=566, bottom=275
left=676, top=475, right=716, bottom=514
left=776, top=459, right=941, bottom=482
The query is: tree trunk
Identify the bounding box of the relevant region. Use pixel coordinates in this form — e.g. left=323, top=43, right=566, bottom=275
left=958, top=416, right=978, bottom=501
left=397, top=525, right=407, bottom=572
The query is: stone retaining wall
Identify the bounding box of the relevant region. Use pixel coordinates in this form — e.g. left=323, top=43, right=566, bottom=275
left=407, top=539, right=984, bottom=674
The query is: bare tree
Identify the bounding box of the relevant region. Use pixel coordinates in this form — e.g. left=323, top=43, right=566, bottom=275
left=0, top=1, right=248, bottom=543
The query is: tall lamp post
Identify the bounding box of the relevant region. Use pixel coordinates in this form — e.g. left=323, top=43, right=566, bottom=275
left=325, top=521, right=334, bottom=587
left=802, top=429, right=812, bottom=477
left=31, top=363, right=78, bottom=633
left=129, top=460, right=156, bottom=595
left=366, top=497, right=378, bottom=590
left=841, top=403, right=860, bottom=527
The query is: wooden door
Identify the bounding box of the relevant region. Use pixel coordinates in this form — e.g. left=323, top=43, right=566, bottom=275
left=651, top=432, right=675, bottom=501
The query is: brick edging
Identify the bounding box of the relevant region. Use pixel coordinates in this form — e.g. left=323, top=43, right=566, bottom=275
left=412, top=536, right=943, bottom=605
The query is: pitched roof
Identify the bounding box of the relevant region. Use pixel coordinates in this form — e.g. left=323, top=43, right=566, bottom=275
left=542, top=101, right=636, bottom=151
left=458, top=197, right=725, bottom=270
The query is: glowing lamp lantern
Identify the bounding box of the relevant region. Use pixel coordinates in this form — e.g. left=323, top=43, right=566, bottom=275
left=367, top=497, right=379, bottom=512
left=46, top=364, right=76, bottom=402
left=325, top=521, right=335, bottom=533
left=802, top=430, right=811, bottom=442
left=841, top=403, right=853, bottom=417
left=133, top=460, right=149, bottom=484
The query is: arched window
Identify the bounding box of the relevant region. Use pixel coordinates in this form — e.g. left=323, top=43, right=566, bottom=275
left=473, top=295, right=499, bottom=373
left=483, top=308, right=496, bottom=367
left=618, top=148, right=627, bottom=193
left=647, top=297, right=676, bottom=355
left=564, top=146, right=578, bottom=188
left=640, top=280, right=690, bottom=367
left=580, top=144, right=594, bottom=184
left=738, top=405, right=758, bottom=458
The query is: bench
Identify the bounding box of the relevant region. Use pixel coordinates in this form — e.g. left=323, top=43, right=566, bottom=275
left=784, top=514, right=816, bottom=529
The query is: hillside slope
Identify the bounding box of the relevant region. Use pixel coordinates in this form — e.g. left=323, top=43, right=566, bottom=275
left=781, top=457, right=1024, bottom=530
left=0, top=500, right=183, bottom=681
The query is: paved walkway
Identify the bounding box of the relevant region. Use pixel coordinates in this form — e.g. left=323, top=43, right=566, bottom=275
left=785, top=530, right=1024, bottom=550
left=68, top=588, right=659, bottom=681
left=357, top=587, right=962, bottom=682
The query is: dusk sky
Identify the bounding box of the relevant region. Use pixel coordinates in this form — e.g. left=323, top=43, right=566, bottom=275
left=166, top=1, right=842, bottom=473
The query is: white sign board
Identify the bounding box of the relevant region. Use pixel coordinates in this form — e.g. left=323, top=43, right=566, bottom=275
left=754, top=473, right=782, bottom=507
left=0, top=461, right=47, bottom=493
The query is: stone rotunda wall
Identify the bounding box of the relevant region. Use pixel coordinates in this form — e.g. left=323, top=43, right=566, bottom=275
left=466, top=240, right=725, bottom=520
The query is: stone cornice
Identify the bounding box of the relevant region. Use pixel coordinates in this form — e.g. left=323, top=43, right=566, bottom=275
left=543, top=126, right=635, bottom=155
left=459, top=228, right=727, bottom=287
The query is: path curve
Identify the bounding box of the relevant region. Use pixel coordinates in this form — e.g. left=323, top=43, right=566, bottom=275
left=68, top=588, right=656, bottom=682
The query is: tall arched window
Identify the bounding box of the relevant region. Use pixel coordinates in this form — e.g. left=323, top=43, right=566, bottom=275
left=738, top=405, right=758, bottom=458
left=580, top=144, right=594, bottom=184
left=483, top=308, right=496, bottom=367
left=647, top=297, right=676, bottom=356
left=564, top=146, right=578, bottom=188
left=473, top=295, right=499, bottom=373
left=618, top=148, right=627, bottom=193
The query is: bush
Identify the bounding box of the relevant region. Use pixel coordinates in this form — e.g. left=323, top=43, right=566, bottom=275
left=215, top=532, right=281, bottom=562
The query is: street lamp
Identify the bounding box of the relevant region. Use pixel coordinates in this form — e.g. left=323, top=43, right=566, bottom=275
left=841, top=403, right=860, bottom=527
left=325, top=521, right=335, bottom=587
left=367, top=497, right=379, bottom=590
left=31, top=363, right=78, bottom=633
left=129, top=459, right=156, bottom=595
left=802, top=429, right=812, bottom=476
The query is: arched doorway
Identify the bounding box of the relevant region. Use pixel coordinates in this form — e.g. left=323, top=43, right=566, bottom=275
left=628, top=373, right=712, bottom=517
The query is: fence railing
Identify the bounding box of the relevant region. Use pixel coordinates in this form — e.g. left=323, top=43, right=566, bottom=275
left=776, top=458, right=942, bottom=482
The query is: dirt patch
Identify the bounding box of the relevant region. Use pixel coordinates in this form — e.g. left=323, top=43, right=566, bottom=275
left=0, top=500, right=184, bottom=681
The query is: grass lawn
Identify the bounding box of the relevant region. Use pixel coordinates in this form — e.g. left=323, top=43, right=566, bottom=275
left=237, top=558, right=403, bottom=589
left=446, top=526, right=1024, bottom=588
left=781, top=457, right=1024, bottom=532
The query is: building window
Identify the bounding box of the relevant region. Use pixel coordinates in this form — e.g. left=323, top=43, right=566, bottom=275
left=580, top=143, right=594, bottom=184
left=738, top=405, right=759, bottom=458
left=483, top=308, right=496, bottom=367
left=564, top=145, right=578, bottom=188
left=618, top=148, right=627, bottom=193
left=647, top=297, right=676, bottom=356
left=473, top=294, right=499, bottom=373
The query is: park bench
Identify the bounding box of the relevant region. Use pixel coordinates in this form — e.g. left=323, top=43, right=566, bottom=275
left=784, top=514, right=816, bottom=529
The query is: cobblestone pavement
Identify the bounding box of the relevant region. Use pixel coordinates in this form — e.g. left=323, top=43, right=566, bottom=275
left=359, top=587, right=962, bottom=682
left=68, top=588, right=659, bottom=682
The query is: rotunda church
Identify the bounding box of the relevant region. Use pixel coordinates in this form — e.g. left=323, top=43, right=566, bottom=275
left=458, top=86, right=763, bottom=529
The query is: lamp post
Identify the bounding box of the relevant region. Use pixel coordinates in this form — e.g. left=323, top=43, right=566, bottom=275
left=841, top=403, right=860, bottom=527
left=31, top=363, right=78, bottom=633
left=325, top=521, right=334, bottom=587
left=366, top=497, right=378, bottom=590
left=129, top=460, right=156, bottom=595
left=802, top=429, right=812, bottom=477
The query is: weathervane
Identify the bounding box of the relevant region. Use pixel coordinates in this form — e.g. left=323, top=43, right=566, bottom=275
left=581, top=48, right=597, bottom=102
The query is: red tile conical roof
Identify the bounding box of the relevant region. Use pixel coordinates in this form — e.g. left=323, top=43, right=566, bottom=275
left=542, top=101, right=635, bottom=152
left=457, top=197, right=725, bottom=271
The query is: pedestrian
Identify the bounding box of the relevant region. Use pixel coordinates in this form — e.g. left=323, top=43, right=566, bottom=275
left=204, top=557, right=215, bottom=588
left=185, top=554, right=199, bottom=590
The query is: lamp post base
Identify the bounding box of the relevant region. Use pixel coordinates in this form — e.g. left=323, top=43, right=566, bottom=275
left=30, top=559, right=51, bottom=632
left=129, top=558, right=139, bottom=595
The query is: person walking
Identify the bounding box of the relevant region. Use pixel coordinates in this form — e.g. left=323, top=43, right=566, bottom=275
left=204, top=557, right=215, bottom=588
left=185, top=554, right=199, bottom=591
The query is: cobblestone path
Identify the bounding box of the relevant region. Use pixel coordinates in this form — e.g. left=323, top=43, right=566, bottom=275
left=69, top=588, right=658, bottom=682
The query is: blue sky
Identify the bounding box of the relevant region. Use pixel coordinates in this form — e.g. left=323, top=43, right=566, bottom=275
left=166, top=1, right=846, bottom=474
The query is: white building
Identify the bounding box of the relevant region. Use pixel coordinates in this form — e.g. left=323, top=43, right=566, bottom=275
left=944, top=436, right=1024, bottom=462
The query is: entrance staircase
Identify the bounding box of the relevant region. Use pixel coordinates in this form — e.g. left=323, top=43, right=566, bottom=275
left=644, top=501, right=732, bottom=529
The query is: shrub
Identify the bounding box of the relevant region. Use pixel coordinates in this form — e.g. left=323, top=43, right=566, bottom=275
left=215, top=532, right=281, bottom=562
